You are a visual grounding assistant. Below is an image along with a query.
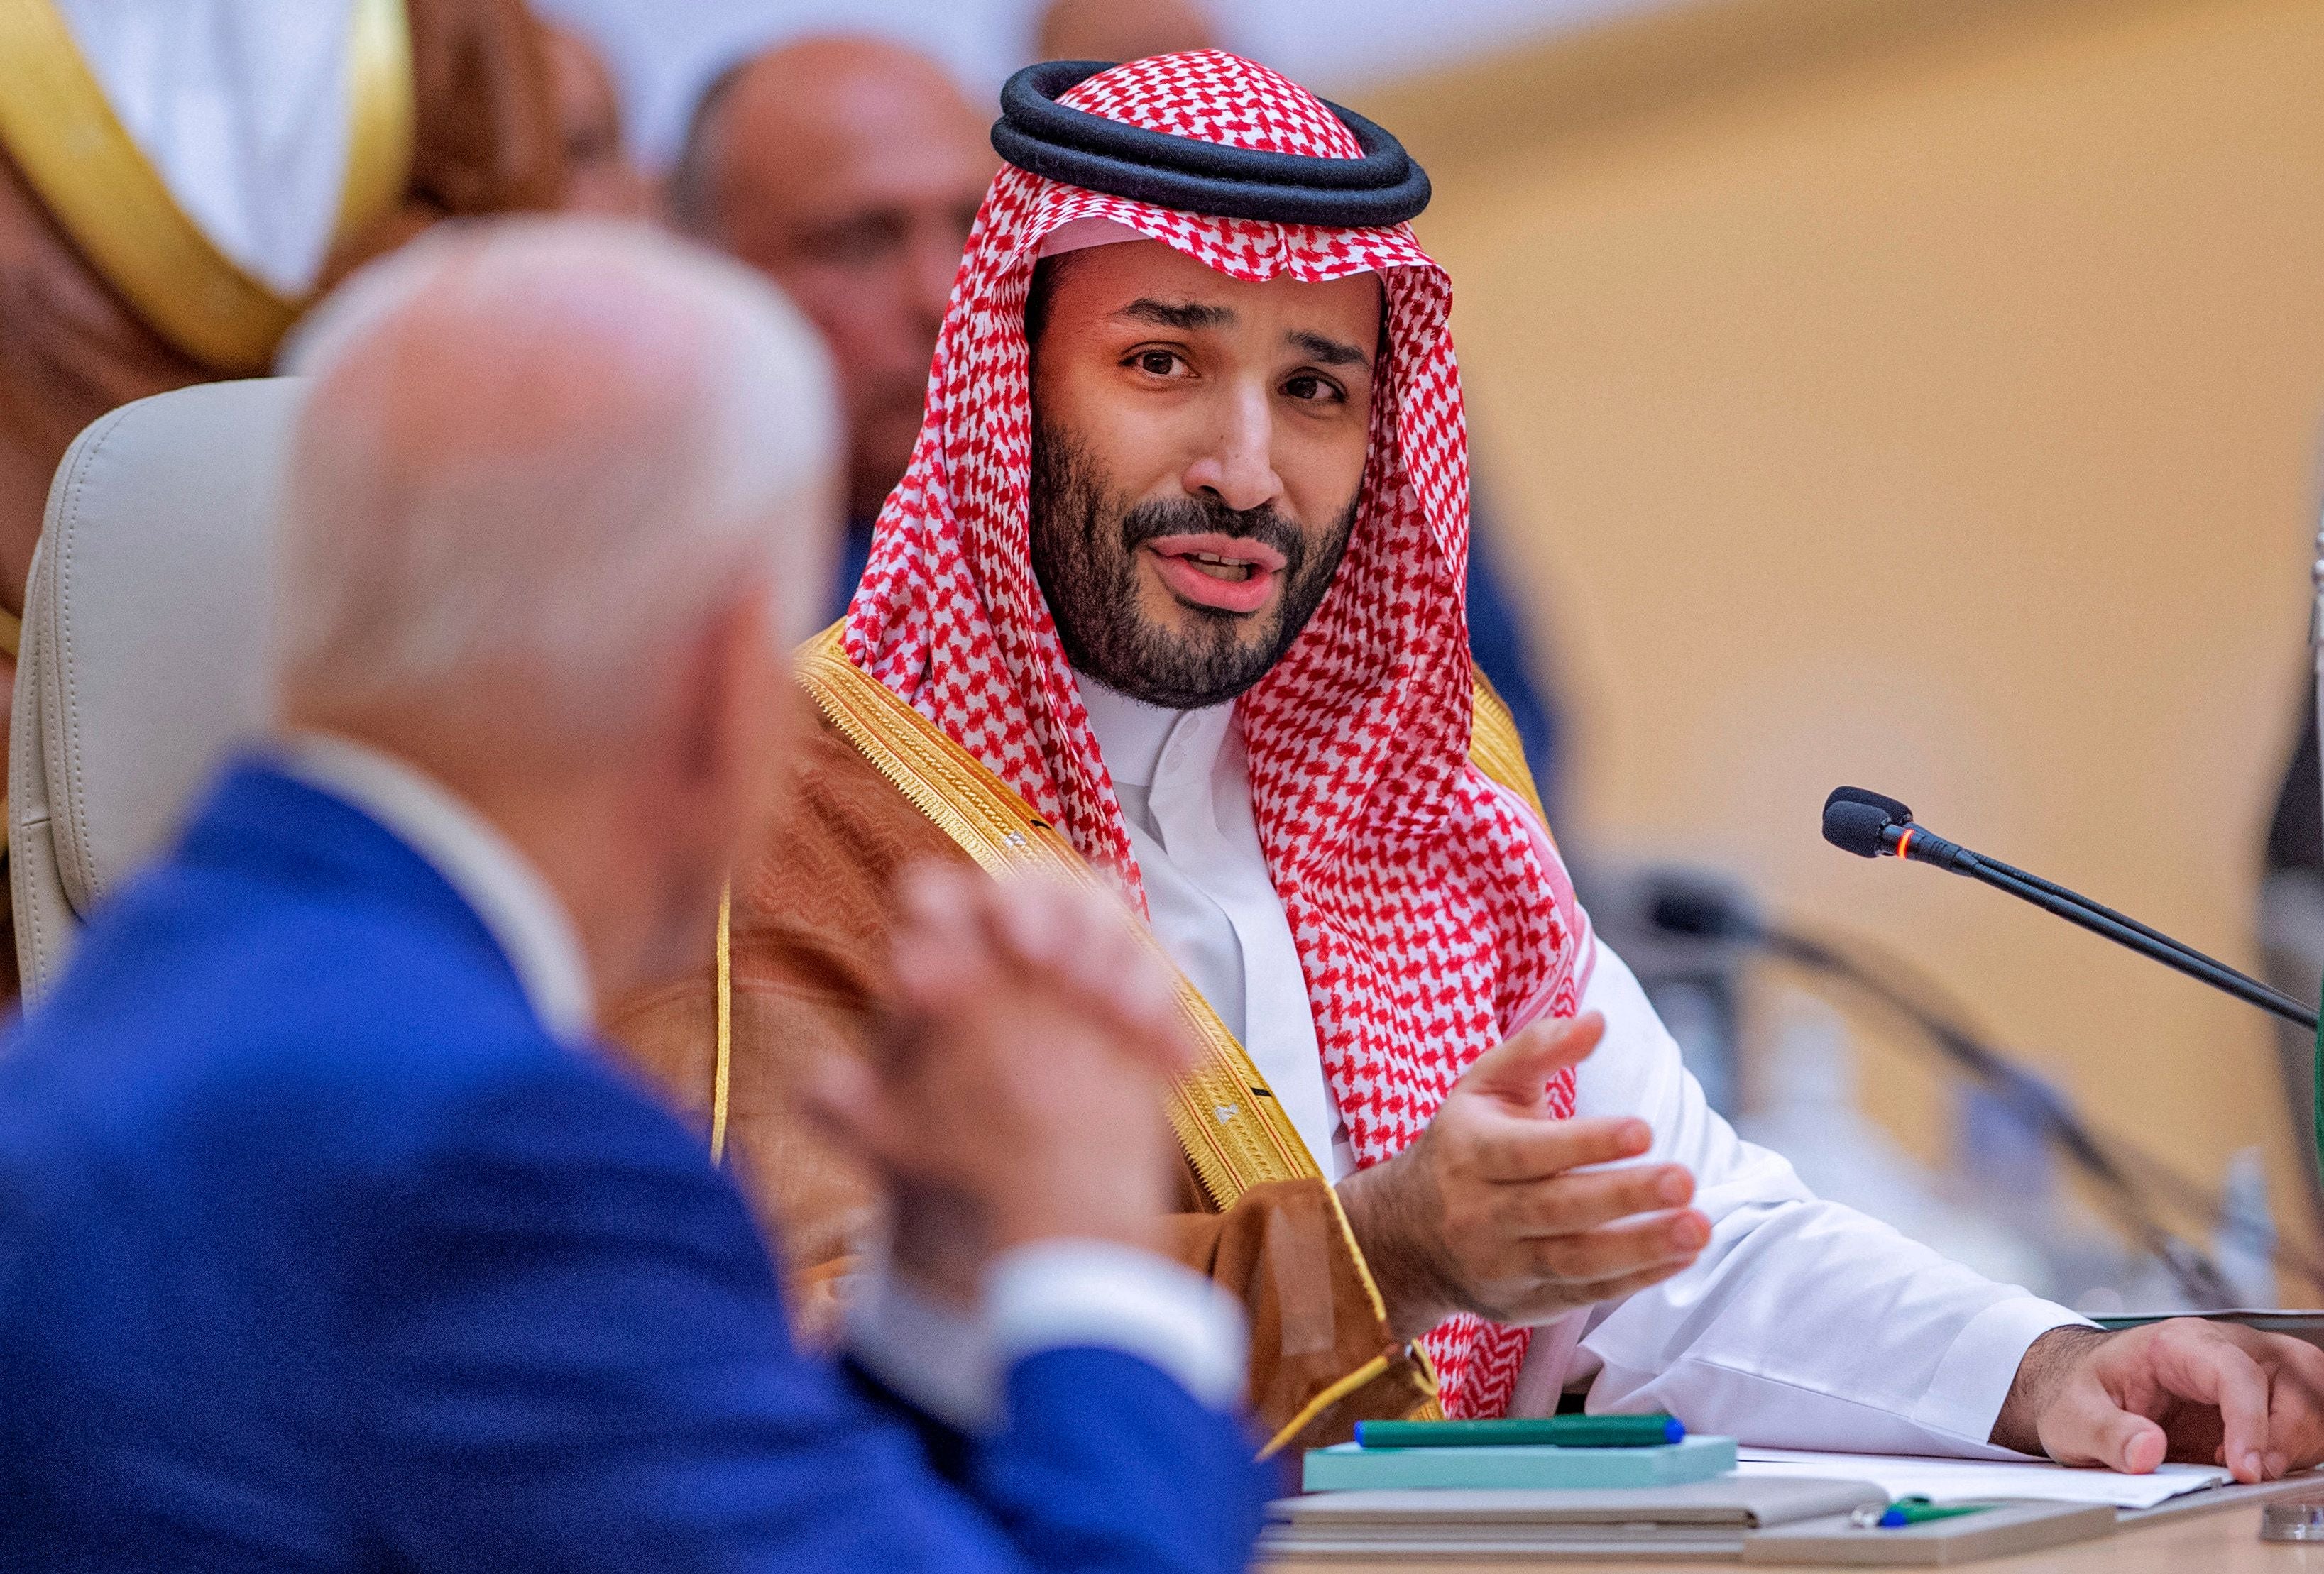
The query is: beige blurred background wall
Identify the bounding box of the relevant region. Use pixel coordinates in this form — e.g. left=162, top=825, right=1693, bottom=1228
left=1357, top=0, right=2324, bottom=1260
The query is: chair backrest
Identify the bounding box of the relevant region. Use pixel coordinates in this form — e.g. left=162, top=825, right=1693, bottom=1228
left=11, top=378, right=302, bottom=998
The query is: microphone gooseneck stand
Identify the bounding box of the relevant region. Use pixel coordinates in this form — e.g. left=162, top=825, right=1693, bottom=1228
left=1811, top=788, right=2324, bottom=1300
left=1645, top=877, right=2289, bottom=1306
left=2308, top=519, right=2324, bottom=1197
left=1823, top=791, right=2319, bottom=1031
left=1760, top=925, right=2247, bottom=1308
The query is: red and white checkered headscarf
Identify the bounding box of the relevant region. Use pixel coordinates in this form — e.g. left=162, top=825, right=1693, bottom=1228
left=843, top=50, right=1595, bottom=1418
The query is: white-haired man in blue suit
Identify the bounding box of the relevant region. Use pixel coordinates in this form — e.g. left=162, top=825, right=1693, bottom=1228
left=0, top=218, right=1266, bottom=1573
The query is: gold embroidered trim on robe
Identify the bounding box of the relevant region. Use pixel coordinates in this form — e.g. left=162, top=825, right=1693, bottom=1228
left=793, top=624, right=1325, bottom=1215
left=0, top=0, right=415, bottom=373
left=332, top=0, right=417, bottom=259
left=1256, top=1353, right=1391, bottom=1459
left=711, top=884, right=733, bottom=1165
left=1471, top=668, right=1551, bottom=830
left=777, top=624, right=1553, bottom=1194
left=777, top=625, right=1550, bottom=1202
left=756, top=627, right=1549, bottom=1431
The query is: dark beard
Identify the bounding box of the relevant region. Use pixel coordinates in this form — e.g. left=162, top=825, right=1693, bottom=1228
left=1027, top=420, right=1357, bottom=710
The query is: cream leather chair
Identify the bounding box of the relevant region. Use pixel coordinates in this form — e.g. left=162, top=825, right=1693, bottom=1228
left=11, top=378, right=301, bottom=998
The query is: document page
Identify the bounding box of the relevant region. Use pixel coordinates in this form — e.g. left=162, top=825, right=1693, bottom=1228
left=1734, top=1446, right=2230, bottom=1510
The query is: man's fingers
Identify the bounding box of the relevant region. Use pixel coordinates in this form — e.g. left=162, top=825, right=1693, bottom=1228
left=987, top=871, right=1076, bottom=969
left=2044, top=1375, right=2169, bottom=1474
left=801, top=1055, right=908, bottom=1169
left=2128, top=1320, right=2277, bottom=1478
left=2263, top=1338, right=2324, bottom=1475
left=2147, top=1326, right=2274, bottom=1482
left=1500, top=1162, right=1696, bottom=1237
left=1474, top=1113, right=1653, bottom=1183
left=891, top=864, right=994, bottom=1012
left=1548, top=1255, right=1709, bottom=1311
left=1052, top=896, right=1186, bottom=1055
left=967, top=875, right=1186, bottom=1045
left=2010, top=1324, right=2324, bottom=1481
left=895, top=867, right=1193, bottom=1077
left=1052, top=889, right=1136, bottom=994
left=899, top=862, right=986, bottom=935
left=1525, top=1208, right=1711, bottom=1286
left=2218, top=1320, right=2324, bottom=1468
left=1459, top=1013, right=1606, bottom=1109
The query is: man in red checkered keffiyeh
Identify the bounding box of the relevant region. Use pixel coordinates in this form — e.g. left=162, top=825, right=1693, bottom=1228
left=627, top=50, right=2292, bottom=1471
left=834, top=48, right=1675, bottom=1421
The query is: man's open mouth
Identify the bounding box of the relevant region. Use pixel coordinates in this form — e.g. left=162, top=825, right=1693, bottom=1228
left=1184, top=551, right=1256, bottom=583
left=1144, top=533, right=1290, bottom=615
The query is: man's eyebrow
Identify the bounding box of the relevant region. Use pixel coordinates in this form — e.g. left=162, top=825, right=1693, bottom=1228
left=1116, top=297, right=1234, bottom=331
left=1289, top=329, right=1371, bottom=369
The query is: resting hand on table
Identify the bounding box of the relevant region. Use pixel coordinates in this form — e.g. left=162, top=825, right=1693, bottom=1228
left=1335, top=1011, right=1712, bottom=1343
left=1993, top=1319, right=2324, bottom=1481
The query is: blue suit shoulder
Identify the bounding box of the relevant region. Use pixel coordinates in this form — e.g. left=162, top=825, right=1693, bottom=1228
left=1, top=797, right=658, bottom=1196
left=0, top=764, right=782, bottom=1568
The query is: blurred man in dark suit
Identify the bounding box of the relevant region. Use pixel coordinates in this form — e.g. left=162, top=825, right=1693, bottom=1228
left=670, top=35, right=993, bottom=617
left=542, top=21, right=653, bottom=219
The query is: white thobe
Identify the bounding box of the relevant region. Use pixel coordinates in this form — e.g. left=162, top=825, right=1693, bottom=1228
left=1075, top=673, right=2090, bottom=1456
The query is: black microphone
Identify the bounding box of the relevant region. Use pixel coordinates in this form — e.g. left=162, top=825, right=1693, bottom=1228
left=1821, top=787, right=2319, bottom=1032
left=1826, top=787, right=2224, bottom=975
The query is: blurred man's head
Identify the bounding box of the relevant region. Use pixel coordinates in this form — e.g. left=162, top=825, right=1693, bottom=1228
left=674, top=38, right=994, bottom=522
left=540, top=23, right=653, bottom=219
left=276, top=219, right=838, bottom=991
left=1035, top=0, right=1218, bottom=66
left=1026, top=238, right=1381, bottom=710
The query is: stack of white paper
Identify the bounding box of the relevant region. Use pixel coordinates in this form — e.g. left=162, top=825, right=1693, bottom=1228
left=1734, top=1446, right=2231, bottom=1510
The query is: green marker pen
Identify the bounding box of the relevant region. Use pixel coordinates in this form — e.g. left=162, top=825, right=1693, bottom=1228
left=1848, top=1497, right=1995, bottom=1530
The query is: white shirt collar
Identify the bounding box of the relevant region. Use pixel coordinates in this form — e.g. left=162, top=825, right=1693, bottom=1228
left=1073, top=671, right=1233, bottom=793
left=1070, top=668, right=1349, bottom=1177
left=275, top=731, right=596, bottom=1042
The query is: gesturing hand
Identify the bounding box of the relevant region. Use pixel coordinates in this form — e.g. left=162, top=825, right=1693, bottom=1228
left=1994, top=1319, right=2324, bottom=1482
left=1334, top=1012, right=1711, bottom=1341
left=811, top=865, right=1193, bottom=1303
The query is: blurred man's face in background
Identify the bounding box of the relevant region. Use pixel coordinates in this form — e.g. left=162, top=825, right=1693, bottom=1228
left=681, top=40, right=994, bottom=522
left=1035, top=0, right=1219, bottom=69
left=541, top=25, right=653, bottom=219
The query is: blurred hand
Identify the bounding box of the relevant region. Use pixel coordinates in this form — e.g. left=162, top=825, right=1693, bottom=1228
left=811, top=864, right=1192, bottom=1303
left=1994, top=1319, right=2324, bottom=1481
left=1335, top=1013, right=1710, bottom=1341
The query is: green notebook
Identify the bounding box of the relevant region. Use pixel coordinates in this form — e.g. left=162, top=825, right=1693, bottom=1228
left=1303, top=1435, right=1738, bottom=1492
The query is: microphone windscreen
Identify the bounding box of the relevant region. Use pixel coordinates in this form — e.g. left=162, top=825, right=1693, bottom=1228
left=1826, top=784, right=1914, bottom=824
left=1823, top=799, right=1895, bottom=859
